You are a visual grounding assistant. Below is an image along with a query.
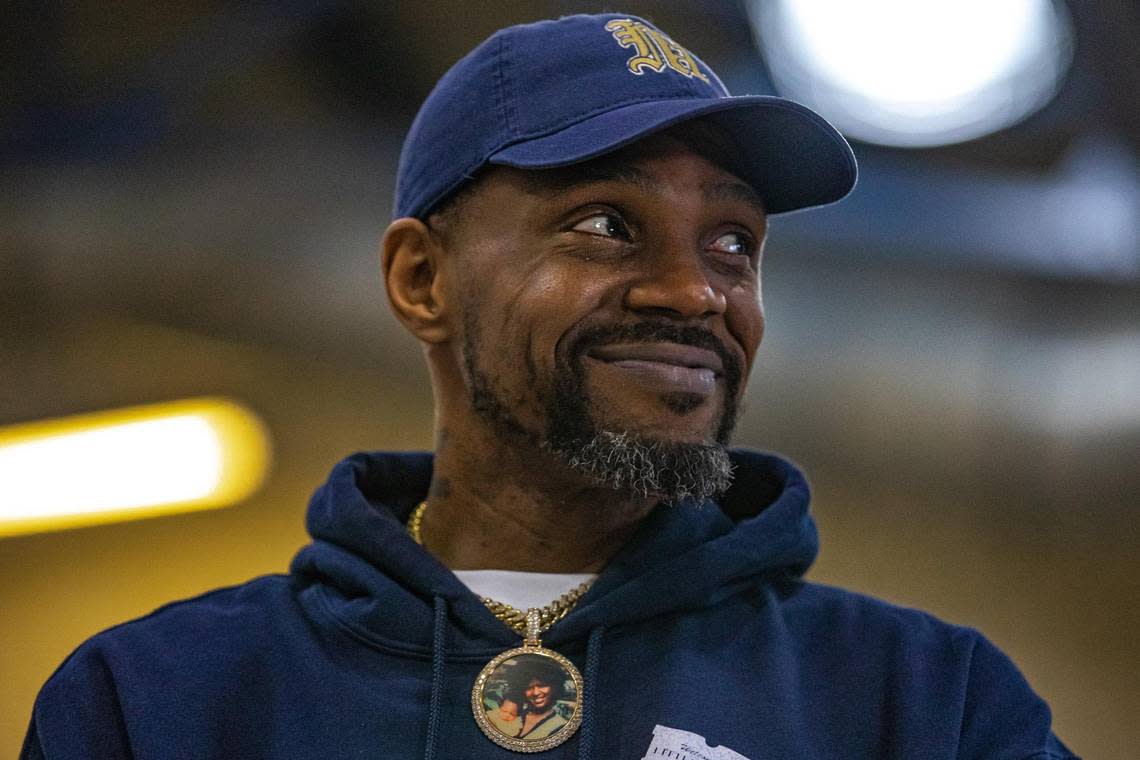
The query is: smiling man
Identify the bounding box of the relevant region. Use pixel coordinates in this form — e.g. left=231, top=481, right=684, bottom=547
left=387, top=128, right=764, bottom=575
left=24, top=13, right=1075, bottom=760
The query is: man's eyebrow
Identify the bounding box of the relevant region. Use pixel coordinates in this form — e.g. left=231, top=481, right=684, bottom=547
left=522, top=163, right=657, bottom=197
left=701, top=181, right=767, bottom=217
left=521, top=163, right=767, bottom=216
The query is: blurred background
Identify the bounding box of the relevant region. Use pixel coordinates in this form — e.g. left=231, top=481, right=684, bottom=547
left=2, top=1, right=1137, bottom=756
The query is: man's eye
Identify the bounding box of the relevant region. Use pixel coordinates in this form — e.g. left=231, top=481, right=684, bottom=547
left=708, top=231, right=752, bottom=257
left=571, top=213, right=629, bottom=239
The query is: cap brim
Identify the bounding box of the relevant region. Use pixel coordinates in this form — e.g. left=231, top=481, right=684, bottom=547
left=489, top=96, right=857, bottom=215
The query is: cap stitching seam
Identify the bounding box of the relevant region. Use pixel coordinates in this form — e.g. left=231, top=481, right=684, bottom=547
left=494, top=35, right=518, bottom=139
left=491, top=36, right=506, bottom=136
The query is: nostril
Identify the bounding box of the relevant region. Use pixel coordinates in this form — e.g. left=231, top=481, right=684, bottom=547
left=625, top=279, right=726, bottom=319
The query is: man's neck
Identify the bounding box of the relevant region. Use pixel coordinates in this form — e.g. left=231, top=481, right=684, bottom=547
left=417, top=425, right=657, bottom=573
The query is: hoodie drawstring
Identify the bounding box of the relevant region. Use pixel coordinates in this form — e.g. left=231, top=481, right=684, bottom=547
left=424, top=596, right=447, bottom=760
left=576, top=626, right=605, bottom=760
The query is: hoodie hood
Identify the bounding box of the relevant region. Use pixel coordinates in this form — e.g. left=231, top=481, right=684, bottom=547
left=289, top=448, right=817, bottom=653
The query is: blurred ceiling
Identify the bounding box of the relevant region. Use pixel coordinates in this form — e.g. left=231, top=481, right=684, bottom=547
left=5, top=1, right=1140, bottom=162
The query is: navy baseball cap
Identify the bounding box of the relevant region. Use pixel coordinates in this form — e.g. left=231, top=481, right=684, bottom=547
left=394, top=13, right=857, bottom=219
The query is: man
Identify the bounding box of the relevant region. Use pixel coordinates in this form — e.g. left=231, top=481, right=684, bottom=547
left=24, top=13, right=1076, bottom=760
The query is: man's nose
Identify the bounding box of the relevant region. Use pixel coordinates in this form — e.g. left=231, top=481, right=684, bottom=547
left=624, top=241, right=727, bottom=319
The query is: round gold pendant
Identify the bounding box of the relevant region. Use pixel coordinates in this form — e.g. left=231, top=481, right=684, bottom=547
left=471, top=645, right=584, bottom=752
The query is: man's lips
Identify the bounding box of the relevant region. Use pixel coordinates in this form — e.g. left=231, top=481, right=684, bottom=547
left=585, top=342, right=723, bottom=396
left=586, top=342, right=724, bottom=373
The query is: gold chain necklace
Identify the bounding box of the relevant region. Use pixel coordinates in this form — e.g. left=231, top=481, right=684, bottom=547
left=407, top=501, right=593, bottom=635
left=407, top=499, right=590, bottom=752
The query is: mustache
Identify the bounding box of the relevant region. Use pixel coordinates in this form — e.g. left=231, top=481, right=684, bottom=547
left=563, top=321, right=743, bottom=383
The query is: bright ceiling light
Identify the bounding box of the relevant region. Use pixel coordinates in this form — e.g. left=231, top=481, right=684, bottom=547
left=0, top=398, right=271, bottom=537
left=750, top=0, right=1073, bottom=147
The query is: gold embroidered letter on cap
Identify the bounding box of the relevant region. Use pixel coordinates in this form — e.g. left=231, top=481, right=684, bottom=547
left=605, top=19, right=666, bottom=74
left=645, top=28, right=709, bottom=83
left=605, top=19, right=709, bottom=83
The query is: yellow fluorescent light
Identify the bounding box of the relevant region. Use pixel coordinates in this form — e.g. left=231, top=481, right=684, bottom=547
left=0, top=398, right=271, bottom=538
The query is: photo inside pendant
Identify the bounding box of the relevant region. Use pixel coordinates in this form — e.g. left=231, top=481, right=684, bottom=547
left=480, top=653, right=578, bottom=741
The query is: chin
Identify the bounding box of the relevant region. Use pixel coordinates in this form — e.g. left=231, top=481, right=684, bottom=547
left=598, top=404, right=723, bottom=443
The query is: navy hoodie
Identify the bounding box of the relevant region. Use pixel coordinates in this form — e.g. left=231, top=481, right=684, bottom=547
left=23, top=450, right=1077, bottom=759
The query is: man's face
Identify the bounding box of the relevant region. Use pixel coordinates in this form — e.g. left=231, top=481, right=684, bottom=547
left=442, top=135, right=767, bottom=501
left=524, top=679, right=554, bottom=711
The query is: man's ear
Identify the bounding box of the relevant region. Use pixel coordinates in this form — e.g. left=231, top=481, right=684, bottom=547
left=381, top=217, right=453, bottom=343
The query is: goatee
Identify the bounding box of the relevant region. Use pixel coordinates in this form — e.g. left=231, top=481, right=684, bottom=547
left=465, top=316, right=744, bottom=505
left=545, top=430, right=734, bottom=505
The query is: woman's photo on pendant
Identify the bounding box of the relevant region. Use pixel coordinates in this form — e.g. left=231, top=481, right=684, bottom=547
left=480, top=653, right=578, bottom=742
